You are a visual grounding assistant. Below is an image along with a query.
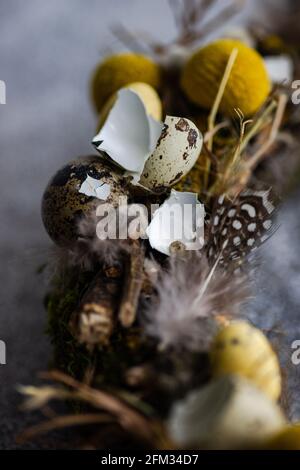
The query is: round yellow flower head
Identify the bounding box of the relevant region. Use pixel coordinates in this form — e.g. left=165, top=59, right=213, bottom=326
left=181, top=39, right=271, bottom=117
left=210, top=321, right=281, bottom=401
left=265, top=425, right=300, bottom=450
left=91, top=53, right=160, bottom=112
left=96, top=82, right=162, bottom=131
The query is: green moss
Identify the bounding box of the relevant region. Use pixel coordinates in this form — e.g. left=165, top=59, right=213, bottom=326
left=45, top=266, right=153, bottom=387
left=46, top=267, right=96, bottom=379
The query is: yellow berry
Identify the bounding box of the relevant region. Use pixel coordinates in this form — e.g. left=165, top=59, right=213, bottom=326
left=210, top=321, right=281, bottom=401
left=181, top=39, right=271, bottom=117
left=96, top=82, right=162, bottom=131
left=264, top=425, right=300, bottom=450
left=91, top=53, right=160, bottom=112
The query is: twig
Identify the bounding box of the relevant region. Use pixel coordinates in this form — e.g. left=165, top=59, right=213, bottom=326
left=110, top=24, right=151, bottom=54
left=199, top=0, right=245, bottom=39
left=69, top=267, right=122, bottom=351
left=171, top=0, right=242, bottom=46
left=17, top=414, right=113, bottom=444
left=40, top=370, right=158, bottom=445
left=119, top=242, right=145, bottom=328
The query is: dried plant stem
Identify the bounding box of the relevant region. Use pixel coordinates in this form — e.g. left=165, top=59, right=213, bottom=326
left=222, top=110, right=252, bottom=181
left=119, top=242, right=145, bottom=328
left=40, top=370, right=160, bottom=445
left=239, top=100, right=278, bottom=154
left=245, top=94, right=287, bottom=170
left=170, top=0, right=243, bottom=47
left=207, top=94, right=287, bottom=197
left=207, top=49, right=238, bottom=151
left=204, top=48, right=238, bottom=189
left=204, top=121, right=230, bottom=143
left=198, top=1, right=244, bottom=40
left=18, top=413, right=114, bottom=444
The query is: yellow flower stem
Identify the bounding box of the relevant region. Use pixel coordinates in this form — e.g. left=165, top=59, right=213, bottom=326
left=239, top=100, right=277, bottom=155
left=207, top=94, right=286, bottom=198
left=203, top=48, right=238, bottom=190
left=245, top=93, right=287, bottom=170
left=225, top=118, right=252, bottom=175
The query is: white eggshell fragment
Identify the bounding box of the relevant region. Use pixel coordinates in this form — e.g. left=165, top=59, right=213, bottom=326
left=168, top=375, right=286, bottom=450
left=139, top=116, right=203, bottom=192
left=92, top=89, right=163, bottom=181
left=146, top=190, right=205, bottom=256
left=264, top=55, right=293, bottom=84
left=79, top=175, right=111, bottom=201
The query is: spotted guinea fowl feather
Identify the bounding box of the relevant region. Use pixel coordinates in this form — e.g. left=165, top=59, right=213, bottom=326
left=207, top=189, right=278, bottom=269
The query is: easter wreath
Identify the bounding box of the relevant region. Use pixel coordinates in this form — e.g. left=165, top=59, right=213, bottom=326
left=19, top=0, right=300, bottom=450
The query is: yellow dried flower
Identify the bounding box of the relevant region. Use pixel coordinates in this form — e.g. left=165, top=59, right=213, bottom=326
left=181, top=39, right=271, bottom=117
left=91, top=53, right=160, bottom=112
left=210, top=321, right=281, bottom=401
left=96, top=82, right=163, bottom=131
left=261, top=35, right=287, bottom=54
left=264, top=425, right=300, bottom=450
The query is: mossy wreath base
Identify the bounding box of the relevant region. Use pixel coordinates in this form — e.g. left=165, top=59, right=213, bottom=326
left=45, top=264, right=211, bottom=422
left=46, top=265, right=151, bottom=385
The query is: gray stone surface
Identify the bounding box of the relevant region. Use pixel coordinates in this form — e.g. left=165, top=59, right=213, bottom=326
left=0, top=0, right=299, bottom=450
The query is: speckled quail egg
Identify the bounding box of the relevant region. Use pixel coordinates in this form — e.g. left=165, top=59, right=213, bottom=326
left=41, top=155, right=129, bottom=246
left=210, top=321, right=282, bottom=401
left=139, top=116, right=203, bottom=193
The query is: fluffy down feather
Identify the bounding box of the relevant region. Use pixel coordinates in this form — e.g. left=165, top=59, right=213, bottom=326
left=53, top=203, right=147, bottom=271
left=143, top=253, right=249, bottom=351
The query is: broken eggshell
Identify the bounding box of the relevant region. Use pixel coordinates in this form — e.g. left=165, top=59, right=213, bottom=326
left=146, top=190, right=205, bottom=256
left=97, top=82, right=163, bottom=131
left=139, top=116, right=202, bottom=192
left=92, top=88, right=163, bottom=183
left=264, top=55, right=293, bottom=84
left=79, top=175, right=111, bottom=200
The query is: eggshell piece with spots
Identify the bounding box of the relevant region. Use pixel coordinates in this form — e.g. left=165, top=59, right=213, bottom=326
left=139, top=116, right=202, bottom=193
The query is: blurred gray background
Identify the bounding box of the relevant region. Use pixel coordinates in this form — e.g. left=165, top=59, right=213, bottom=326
left=0, top=0, right=299, bottom=449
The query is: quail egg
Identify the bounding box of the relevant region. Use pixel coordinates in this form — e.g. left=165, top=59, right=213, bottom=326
left=139, top=116, right=203, bottom=193
left=41, top=155, right=129, bottom=246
